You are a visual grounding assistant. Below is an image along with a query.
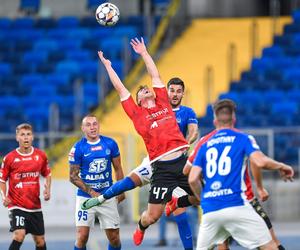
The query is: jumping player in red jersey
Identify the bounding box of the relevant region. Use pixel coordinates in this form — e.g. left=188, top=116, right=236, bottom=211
left=0, top=123, right=51, bottom=250
left=95, top=37, right=194, bottom=247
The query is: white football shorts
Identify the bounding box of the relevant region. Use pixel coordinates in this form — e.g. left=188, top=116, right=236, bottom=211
left=75, top=196, right=120, bottom=229
left=130, top=156, right=152, bottom=185
left=196, top=204, right=272, bottom=250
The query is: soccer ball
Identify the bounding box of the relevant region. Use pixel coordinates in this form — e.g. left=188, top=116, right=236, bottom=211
left=95, top=3, right=120, bottom=26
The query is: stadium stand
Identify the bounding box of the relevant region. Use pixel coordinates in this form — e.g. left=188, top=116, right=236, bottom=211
left=198, top=10, right=300, bottom=166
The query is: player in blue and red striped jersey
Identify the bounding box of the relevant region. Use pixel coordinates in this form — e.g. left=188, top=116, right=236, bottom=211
left=189, top=99, right=294, bottom=250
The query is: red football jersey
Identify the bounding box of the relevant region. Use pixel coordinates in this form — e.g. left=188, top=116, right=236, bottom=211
left=189, top=129, right=254, bottom=201
left=0, top=147, right=51, bottom=211
left=121, top=86, right=189, bottom=162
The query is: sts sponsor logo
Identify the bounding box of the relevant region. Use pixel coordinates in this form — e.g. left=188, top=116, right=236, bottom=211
left=89, top=158, right=107, bottom=173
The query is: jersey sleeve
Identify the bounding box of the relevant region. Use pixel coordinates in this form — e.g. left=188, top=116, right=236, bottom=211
left=68, top=142, right=82, bottom=165
left=40, top=151, right=51, bottom=177
left=245, top=134, right=260, bottom=157
left=109, top=139, right=120, bottom=158
left=0, top=155, right=11, bottom=182
left=187, top=108, right=198, bottom=125
left=121, top=95, right=138, bottom=119
left=188, top=140, right=202, bottom=164
left=192, top=145, right=205, bottom=169
left=153, top=86, right=169, bottom=104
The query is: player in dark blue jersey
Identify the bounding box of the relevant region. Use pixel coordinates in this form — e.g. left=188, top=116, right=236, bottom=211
left=189, top=99, right=294, bottom=250
left=82, top=78, right=199, bottom=250
left=69, top=114, right=125, bottom=250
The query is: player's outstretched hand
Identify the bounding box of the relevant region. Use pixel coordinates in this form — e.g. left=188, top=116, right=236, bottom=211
left=98, top=51, right=111, bottom=67
left=130, top=37, right=147, bottom=55
left=279, top=164, right=294, bottom=182
left=2, top=196, right=11, bottom=207
left=43, top=184, right=51, bottom=201
left=257, top=187, right=269, bottom=202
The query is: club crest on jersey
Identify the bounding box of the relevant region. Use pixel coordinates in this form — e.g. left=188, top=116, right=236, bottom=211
left=211, top=181, right=222, bottom=190
left=106, top=149, right=111, bottom=155
left=91, top=146, right=102, bottom=151
left=34, top=155, right=39, bottom=161
left=176, top=117, right=181, bottom=123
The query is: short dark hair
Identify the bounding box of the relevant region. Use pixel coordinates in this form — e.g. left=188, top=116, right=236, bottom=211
left=213, top=99, right=236, bottom=125
left=135, top=85, right=148, bottom=106
left=16, top=123, right=33, bottom=134
left=167, top=77, right=185, bottom=91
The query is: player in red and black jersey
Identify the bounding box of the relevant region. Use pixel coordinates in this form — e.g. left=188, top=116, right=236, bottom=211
left=96, top=37, right=195, bottom=247
left=0, top=123, right=51, bottom=250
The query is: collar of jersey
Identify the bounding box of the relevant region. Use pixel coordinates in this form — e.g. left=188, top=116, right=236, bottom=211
left=87, top=138, right=100, bottom=145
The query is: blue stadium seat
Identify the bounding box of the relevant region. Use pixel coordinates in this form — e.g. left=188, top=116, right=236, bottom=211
left=46, top=28, right=69, bottom=39
left=284, top=23, right=300, bottom=34
left=0, top=63, right=12, bottom=76
left=251, top=57, right=273, bottom=72
left=34, top=39, right=58, bottom=51
left=19, top=0, right=40, bottom=14
left=113, top=26, right=138, bottom=38
left=47, top=50, right=65, bottom=63
left=56, top=61, right=80, bottom=76
left=80, top=16, right=98, bottom=27
left=0, top=96, right=20, bottom=109
left=57, top=39, right=82, bottom=50
left=81, top=38, right=101, bottom=51
left=262, top=46, right=284, bottom=58
left=101, top=38, right=125, bottom=60
left=13, top=63, right=33, bottom=75
left=66, top=28, right=91, bottom=39
left=30, top=85, right=57, bottom=97
left=12, top=17, right=35, bottom=28
left=66, top=50, right=91, bottom=61
left=35, top=18, right=56, bottom=28
left=24, top=107, right=49, bottom=132
left=287, top=90, right=300, bottom=102
left=264, top=90, right=285, bottom=104
left=57, top=16, right=79, bottom=28
left=23, top=51, right=48, bottom=64
left=80, top=60, right=98, bottom=81
left=20, top=73, right=44, bottom=87
left=271, top=102, right=298, bottom=116
left=0, top=18, right=11, bottom=29
left=83, top=82, right=99, bottom=111
left=218, top=91, right=240, bottom=103
left=292, top=9, right=300, bottom=23
left=45, top=73, right=71, bottom=86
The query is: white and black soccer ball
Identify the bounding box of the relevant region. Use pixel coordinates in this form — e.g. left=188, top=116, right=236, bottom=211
left=95, top=2, right=120, bottom=26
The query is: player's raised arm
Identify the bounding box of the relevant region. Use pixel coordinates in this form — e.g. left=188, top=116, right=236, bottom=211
left=130, top=37, right=164, bottom=87
left=250, top=162, right=269, bottom=202
left=249, top=151, right=294, bottom=182
left=98, top=51, right=130, bottom=99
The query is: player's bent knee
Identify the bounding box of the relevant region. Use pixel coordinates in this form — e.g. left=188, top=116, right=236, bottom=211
left=33, top=235, right=46, bottom=247
left=106, top=230, right=121, bottom=246
left=12, top=230, right=26, bottom=242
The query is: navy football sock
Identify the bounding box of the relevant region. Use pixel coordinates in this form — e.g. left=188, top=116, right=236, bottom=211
left=9, top=240, right=22, bottom=250
left=74, top=246, right=86, bottom=250
left=103, top=176, right=136, bottom=199
left=108, top=244, right=121, bottom=250
left=175, top=212, right=193, bottom=250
